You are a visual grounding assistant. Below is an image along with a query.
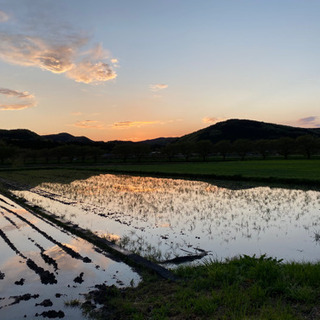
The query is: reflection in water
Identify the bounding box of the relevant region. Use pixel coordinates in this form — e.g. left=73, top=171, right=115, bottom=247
left=0, top=194, right=140, bottom=320
left=13, top=174, right=320, bottom=263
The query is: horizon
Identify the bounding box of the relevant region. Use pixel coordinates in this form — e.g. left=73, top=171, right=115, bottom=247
left=2, top=117, right=319, bottom=143
left=1, top=1, right=320, bottom=142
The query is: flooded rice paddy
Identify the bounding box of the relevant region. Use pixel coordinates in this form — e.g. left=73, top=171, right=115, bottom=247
left=10, top=173, right=320, bottom=264
left=0, top=194, right=140, bottom=320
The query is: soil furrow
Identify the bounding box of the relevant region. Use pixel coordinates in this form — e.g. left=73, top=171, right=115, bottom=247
left=1, top=209, right=60, bottom=271
left=0, top=229, right=27, bottom=259
left=0, top=228, right=57, bottom=284
left=0, top=205, right=92, bottom=263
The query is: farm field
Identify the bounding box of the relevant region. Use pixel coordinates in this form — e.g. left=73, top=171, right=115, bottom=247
left=2, top=168, right=320, bottom=319
left=0, top=192, right=140, bottom=320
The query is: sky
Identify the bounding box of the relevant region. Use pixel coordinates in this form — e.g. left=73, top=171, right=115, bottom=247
left=0, top=0, right=320, bottom=142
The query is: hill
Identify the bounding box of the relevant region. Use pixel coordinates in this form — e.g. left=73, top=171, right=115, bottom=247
left=1, top=119, right=320, bottom=149
left=178, top=119, right=320, bottom=144
left=42, top=133, right=94, bottom=144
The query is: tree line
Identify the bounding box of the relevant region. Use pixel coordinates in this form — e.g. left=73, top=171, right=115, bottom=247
left=0, top=134, right=320, bottom=165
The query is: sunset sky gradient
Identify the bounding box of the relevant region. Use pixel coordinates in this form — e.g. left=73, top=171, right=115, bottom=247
left=1, top=0, right=320, bottom=141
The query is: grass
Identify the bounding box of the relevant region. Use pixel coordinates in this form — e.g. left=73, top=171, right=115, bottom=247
left=82, top=255, right=320, bottom=320
left=102, top=159, right=320, bottom=183
left=1, top=159, right=320, bottom=188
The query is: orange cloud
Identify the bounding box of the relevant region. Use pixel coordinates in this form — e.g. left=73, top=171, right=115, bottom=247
left=202, top=117, right=226, bottom=125
left=0, top=87, right=36, bottom=111
left=112, top=121, right=161, bottom=128
left=149, top=84, right=168, bottom=91
left=0, top=32, right=116, bottom=84
left=0, top=103, right=35, bottom=110
left=73, top=120, right=104, bottom=129
left=67, top=60, right=116, bottom=84
left=0, top=10, right=9, bottom=23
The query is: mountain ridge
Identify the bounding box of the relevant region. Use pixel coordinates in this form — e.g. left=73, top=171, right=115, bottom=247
left=1, top=119, right=320, bottom=148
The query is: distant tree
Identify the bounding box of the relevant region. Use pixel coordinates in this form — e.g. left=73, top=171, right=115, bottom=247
left=233, top=139, right=253, bottom=160
left=214, top=140, right=231, bottom=161
left=112, top=144, right=133, bottom=162
left=296, top=135, right=319, bottom=159
left=254, top=139, right=271, bottom=160
left=196, top=140, right=213, bottom=161
left=38, top=148, right=51, bottom=163
left=90, top=146, right=104, bottom=162
left=275, top=137, right=295, bottom=159
left=162, top=144, right=177, bottom=161
left=132, top=143, right=151, bottom=162
left=0, top=141, right=17, bottom=164
left=176, top=142, right=195, bottom=161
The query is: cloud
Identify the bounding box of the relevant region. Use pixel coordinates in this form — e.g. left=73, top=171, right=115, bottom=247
left=0, top=30, right=117, bottom=84
left=298, top=116, right=317, bottom=125
left=0, top=87, right=36, bottom=111
left=295, top=116, right=320, bottom=128
left=112, top=121, right=161, bottom=128
left=0, top=10, right=9, bottom=23
left=67, top=60, right=116, bottom=84
left=149, top=84, right=168, bottom=92
left=0, top=104, right=34, bottom=110
left=73, top=120, right=104, bottom=129
left=111, top=58, right=118, bottom=64
left=202, top=117, right=226, bottom=124
left=0, top=88, right=34, bottom=99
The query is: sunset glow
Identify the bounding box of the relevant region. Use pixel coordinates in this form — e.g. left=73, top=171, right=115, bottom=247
left=1, top=1, right=320, bottom=141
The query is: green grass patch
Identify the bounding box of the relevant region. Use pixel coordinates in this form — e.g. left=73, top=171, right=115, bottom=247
left=1, top=159, right=320, bottom=188
left=83, top=255, right=320, bottom=320
left=102, top=160, right=320, bottom=182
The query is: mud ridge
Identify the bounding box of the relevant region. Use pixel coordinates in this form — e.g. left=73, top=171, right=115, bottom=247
left=1, top=209, right=60, bottom=272
left=0, top=228, right=57, bottom=284
left=35, top=299, right=53, bottom=307
left=0, top=205, right=92, bottom=263
left=35, top=310, right=65, bottom=318
left=0, top=196, right=15, bottom=207
left=26, top=259, right=57, bottom=285
left=8, top=293, right=40, bottom=306
left=0, top=228, right=27, bottom=259
left=34, top=242, right=59, bottom=272
left=73, top=272, right=84, bottom=284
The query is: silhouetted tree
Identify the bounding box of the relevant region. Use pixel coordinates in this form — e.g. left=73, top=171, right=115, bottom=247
left=254, top=139, right=271, bottom=160
left=296, top=135, right=319, bottom=159
left=233, top=139, right=253, bottom=160
left=112, top=144, right=133, bottom=162
left=214, top=140, right=231, bottom=161
left=196, top=140, right=213, bottom=161
left=132, top=143, right=151, bottom=162
left=162, top=144, right=177, bottom=161
left=275, top=137, right=295, bottom=159
left=176, top=142, right=195, bottom=161
left=0, top=141, right=17, bottom=164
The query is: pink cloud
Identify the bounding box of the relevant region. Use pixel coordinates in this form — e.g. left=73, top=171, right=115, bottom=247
left=0, top=87, right=36, bottom=111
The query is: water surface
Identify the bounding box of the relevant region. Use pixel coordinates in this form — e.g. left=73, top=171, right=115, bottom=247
left=0, top=194, right=140, bottom=320
left=12, top=174, right=320, bottom=263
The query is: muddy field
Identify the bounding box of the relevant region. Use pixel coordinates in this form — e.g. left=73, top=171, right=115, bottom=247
left=0, top=194, right=140, bottom=320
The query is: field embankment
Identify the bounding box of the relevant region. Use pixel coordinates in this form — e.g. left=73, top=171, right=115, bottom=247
left=89, top=159, right=320, bottom=188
